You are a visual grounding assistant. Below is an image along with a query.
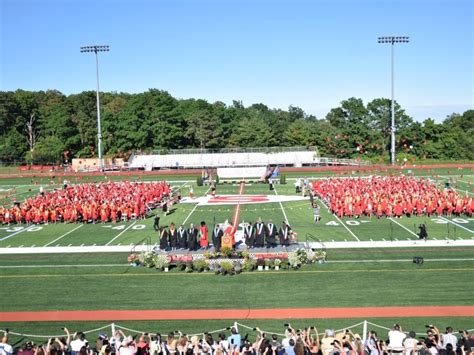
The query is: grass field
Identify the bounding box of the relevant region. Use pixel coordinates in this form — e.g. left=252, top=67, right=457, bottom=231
left=0, top=171, right=473, bottom=248
left=0, top=167, right=473, bottom=339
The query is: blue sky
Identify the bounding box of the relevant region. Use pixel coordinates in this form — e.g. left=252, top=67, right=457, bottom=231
left=1, top=0, right=472, bottom=122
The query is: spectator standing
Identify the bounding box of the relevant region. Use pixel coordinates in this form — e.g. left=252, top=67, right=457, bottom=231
left=442, top=327, right=457, bottom=349
left=388, top=324, right=406, bottom=349
left=227, top=326, right=241, bottom=349
left=0, top=331, right=13, bottom=355
left=70, top=332, right=87, bottom=355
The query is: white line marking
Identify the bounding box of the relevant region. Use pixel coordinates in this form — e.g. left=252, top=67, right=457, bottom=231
left=272, top=185, right=290, bottom=225
left=333, top=214, right=360, bottom=241
left=0, top=225, right=36, bottom=241
left=105, top=221, right=137, bottom=246
left=0, top=264, right=128, bottom=268
left=43, top=224, right=84, bottom=247
left=388, top=217, right=419, bottom=238
left=182, top=186, right=211, bottom=225
left=438, top=216, right=474, bottom=234
left=3, top=258, right=474, bottom=269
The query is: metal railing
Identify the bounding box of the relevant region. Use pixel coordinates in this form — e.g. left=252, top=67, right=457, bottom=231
left=130, top=236, right=152, bottom=254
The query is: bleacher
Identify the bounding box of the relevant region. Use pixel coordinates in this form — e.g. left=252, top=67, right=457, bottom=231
left=128, top=147, right=370, bottom=170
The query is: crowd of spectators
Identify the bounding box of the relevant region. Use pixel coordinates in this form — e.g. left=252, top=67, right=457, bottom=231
left=311, top=176, right=473, bottom=218
left=0, top=181, right=171, bottom=225
left=1, top=323, right=473, bottom=355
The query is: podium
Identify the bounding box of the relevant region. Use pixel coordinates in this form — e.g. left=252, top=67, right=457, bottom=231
left=222, top=225, right=235, bottom=249
left=221, top=234, right=233, bottom=249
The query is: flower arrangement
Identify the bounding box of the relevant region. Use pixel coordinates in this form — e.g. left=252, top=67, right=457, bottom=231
left=154, top=255, right=170, bottom=270
left=220, top=246, right=234, bottom=258
left=127, top=253, right=140, bottom=265
left=242, top=258, right=257, bottom=271
left=192, top=258, right=209, bottom=272
left=141, top=252, right=156, bottom=268
left=288, top=252, right=302, bottom=269
left=219, top=260, right=235, bottom=275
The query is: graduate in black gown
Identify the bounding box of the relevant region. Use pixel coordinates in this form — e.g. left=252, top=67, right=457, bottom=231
left=159, top=226, right=169, bottom=250
left=212, top=224, right=223, bottom=252
left=279, top=221, right=292, bottom=246
left=244, top=222, right=254, bottom=248
left=254, top=218, right=266, bottom=248
left=168, top=223, right=178, bottom=251
left=177, top=224, right=187, bottom=249
left=266, top=219, right=277, bottom=247
left=187, top=223, right=198, bottom=251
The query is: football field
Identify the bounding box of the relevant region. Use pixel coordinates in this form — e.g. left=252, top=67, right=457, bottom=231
left=0, top=172, right=473, bottom=249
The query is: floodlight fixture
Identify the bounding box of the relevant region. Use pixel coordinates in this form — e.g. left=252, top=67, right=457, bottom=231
left=378, top=36, right=409, bottom=165
left=80, top=44, right=110, bottom=171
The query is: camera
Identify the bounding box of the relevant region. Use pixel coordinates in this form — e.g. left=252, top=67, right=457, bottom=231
left=425, top=325, right=433, bottom=328
left=253, top=328, right=257, bottom=331
left=310, top=326, right=315, bottom=330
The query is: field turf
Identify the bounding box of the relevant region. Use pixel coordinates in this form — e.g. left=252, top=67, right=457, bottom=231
left=0, top=167, right=473, bottom=337
left=0, top=171, right=473, bottom=248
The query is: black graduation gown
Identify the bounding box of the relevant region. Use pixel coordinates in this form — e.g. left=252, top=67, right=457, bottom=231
left=279, top=225, right=291, bottom=246
left=244, top=225, right=254, bottom=248
left=187, top=227, right=198, bottom=251
left=266, top=223, right=277, bottom=247
left=169, top=229, right=178, bottom=248
left=159, top=229, right=169, bottom=250
left=254, top=222, right=266, bottom=247
left=212, top=227, right=223, bottom=251
left=177, top=228, right=187, bottom=249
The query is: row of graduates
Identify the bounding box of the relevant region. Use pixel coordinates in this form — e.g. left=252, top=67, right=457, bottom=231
left=311, top=176, right=474, bottom=218
left=243, top=218, right=294, bottom=248
left=0, top=181, right=171, bottom=225
left=157, top=219, right=294, bottom=251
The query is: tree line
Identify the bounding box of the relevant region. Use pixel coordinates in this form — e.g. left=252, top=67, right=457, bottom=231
left=0, top=89, right=472, bottom=164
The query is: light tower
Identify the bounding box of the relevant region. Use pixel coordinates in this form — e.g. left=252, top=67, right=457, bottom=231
left=80, top=45, right=110, bottom=171
left=377, top=36, right=409, bottom=165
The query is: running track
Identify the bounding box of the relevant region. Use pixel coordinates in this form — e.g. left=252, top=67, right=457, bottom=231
left=1, top=307, right=473, bottom=322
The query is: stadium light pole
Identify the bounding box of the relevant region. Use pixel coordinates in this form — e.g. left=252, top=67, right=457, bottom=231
left=80, top=45, right=110, bottom=171
left=377, top=36, right=409, bottom=165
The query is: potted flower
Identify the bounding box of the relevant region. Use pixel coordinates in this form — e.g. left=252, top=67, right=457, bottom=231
left=220, top=246, right=234, bottom=258
left=242, top=258, right=256, bottom=272
left=192, top=258, right=209, bottom=272
left=264, top=259, right=273, bottom=271
left=219, top=260, right=234, bottom=275
left=256, top=258, right=265, bottom=271
left=288, top=252, right=302, bottom=269
left=274, top=258, right=282, bottom=271
left=127, top=253, right=140, bottom=266
left=154, top=255, right=170, bottom=271
left=315, top=250, right=327, bottom=264
left=280, top=259, right=289, bottom=269
left=143, top=252, right=156, bottom=268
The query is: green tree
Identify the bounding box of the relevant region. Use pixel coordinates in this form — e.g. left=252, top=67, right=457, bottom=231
left=26, top=136, right=66, bottom=164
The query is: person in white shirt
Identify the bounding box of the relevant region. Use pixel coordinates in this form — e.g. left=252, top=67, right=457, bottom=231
left=388, top=324, right=407, bottom=349
left=403, top=331, right=418, bottom=355
left=442, top=327, right=457, bottom=349
left=0, top=332, right=13, bottom=355
left=70, top=332, right=87, bottom=355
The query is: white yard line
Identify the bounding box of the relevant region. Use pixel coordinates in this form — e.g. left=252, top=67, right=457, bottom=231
left=3, top=257, right=474, bottom=268
left=388, top=217, right=419, bottom=238
left=438, top=216, right=474, bottom=234
left=43, top=224, right=84, bottom=247
left=0, top=264, right=127, bottom=268
left=272, top=185, right=290, bottom=225
left=0, top=225, right=37, bottom=242
left=105, top=221, right=137, bottom=246
left=315, top=197, right=360, bottom=241
left=182, top=186, right=211, bottom=225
